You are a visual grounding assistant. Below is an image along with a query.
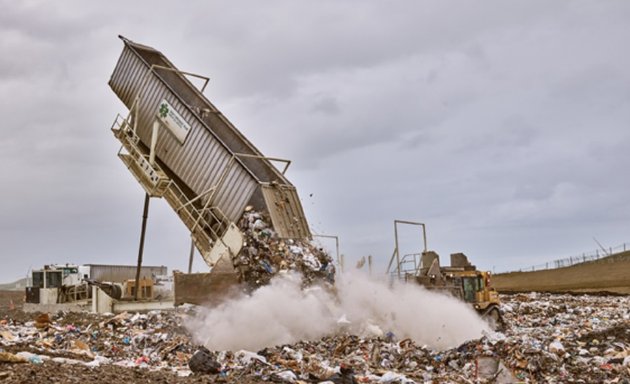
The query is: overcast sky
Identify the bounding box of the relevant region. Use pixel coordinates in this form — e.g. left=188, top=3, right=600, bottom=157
left=1, top=1, right=629, bottom=283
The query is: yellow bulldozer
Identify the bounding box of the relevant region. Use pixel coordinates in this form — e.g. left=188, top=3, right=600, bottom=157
left=386, top=220, right=502, bottom=326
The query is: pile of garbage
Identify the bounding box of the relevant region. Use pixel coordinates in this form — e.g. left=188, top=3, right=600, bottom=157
left=491, top=292, right=630, bottom=382
left=1, top=292, right=629, bottom=383
left=182, top=290, right=630, bottom=382
left=0, top=310, right=194, bottom=373
left=233, top=208, right=335, bottom=289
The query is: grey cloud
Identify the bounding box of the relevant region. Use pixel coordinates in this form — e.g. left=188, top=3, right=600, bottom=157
left=311, top=96, right=341, bottom=115
left=1, top=0, right=630, bottom=282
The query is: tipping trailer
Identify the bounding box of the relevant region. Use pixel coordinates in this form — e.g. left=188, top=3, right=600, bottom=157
left=386, top=221, right=502, bottom=326
left=108, top=37, right=312, bottom=303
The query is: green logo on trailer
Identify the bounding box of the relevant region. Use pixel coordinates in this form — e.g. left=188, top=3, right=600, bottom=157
left=159, top=103, right=169, bottom=118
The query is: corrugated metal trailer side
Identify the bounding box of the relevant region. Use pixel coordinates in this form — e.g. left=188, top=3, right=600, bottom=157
left=108, top=38, right=292, bottom=220
left=108, top=36, right=311, bottom=242
left=87, top=264, right=167, bottom=283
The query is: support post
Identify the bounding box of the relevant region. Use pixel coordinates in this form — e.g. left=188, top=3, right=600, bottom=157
left=134, top=193, right=151, bottom=301
left=394, top=222, right=400, bottom=279
left=188, top=238, right=195, bottom=274
left=150, top=121, right=159, bottom=165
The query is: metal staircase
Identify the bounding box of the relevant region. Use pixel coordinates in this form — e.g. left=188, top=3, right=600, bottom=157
left=111, top=114, right=242, bottom=268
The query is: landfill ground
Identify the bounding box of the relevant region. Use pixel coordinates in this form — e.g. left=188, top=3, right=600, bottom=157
left=1, top=290, right=629, bottom=384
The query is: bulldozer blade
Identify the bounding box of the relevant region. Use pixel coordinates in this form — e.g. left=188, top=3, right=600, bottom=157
left=173, top=256, right=241, bottom=306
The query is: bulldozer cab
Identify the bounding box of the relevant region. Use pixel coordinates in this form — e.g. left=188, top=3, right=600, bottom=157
left=461, top=276, right=477, bottom=303
left=459, top=272, right=491, bottom=304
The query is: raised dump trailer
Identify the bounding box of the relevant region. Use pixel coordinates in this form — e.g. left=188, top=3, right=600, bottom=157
left=108, top=36, right=311, bottom=275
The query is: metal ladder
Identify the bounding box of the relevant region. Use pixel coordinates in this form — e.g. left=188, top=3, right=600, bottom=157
left=111, top=114, right=242, bottom=267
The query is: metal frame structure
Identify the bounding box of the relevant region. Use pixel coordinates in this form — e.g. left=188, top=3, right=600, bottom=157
left=111, top=112, right=233, bottom=264
left=386, top=220, right=427, bottom=279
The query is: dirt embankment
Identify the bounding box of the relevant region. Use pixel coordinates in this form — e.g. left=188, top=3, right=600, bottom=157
left=493, top=251, right=630, bottom=294
left=0, top=291, right=23, bottom=311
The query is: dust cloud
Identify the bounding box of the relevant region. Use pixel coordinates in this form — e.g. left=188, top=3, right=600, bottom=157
left=186, top=272, right=490, bottom=351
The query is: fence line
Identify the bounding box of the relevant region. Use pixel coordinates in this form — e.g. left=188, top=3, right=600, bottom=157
left=501, top=242, right=629, bottom=273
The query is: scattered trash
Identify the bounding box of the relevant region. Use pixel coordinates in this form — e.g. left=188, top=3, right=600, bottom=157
left=377, top=371, right=412, bottom=383
left=34, top=313, right=51, bottom=329
left=0, top=292, right=629, bottom=382
left=0, top=351, right=28, bottom=363
left=548, top=339, right=565, bottom=355
left=134, top=355, right=150, bottom=365
left=0, top=330, right=15, bottom=341
left=28, top=355, right=44, bottom=364
left=271, top=370, right=298, bottom=382
left=234, top=209, right=335, bottom=289
left=188, top=347, right=221, bottom=374
left=325, top=363, right=358, bottom=384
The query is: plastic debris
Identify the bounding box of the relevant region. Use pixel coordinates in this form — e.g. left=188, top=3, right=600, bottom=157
left=378, top=371, right=413, bottom=383
left=188, top=347, right=221, bottom=374
left=548, top=339, right=565, bottom=355
left=272, top=370, right=298, bottom=382
left=28, top=355, right=44, bottom=364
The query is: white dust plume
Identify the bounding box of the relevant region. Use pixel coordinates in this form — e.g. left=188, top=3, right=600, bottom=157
left=186, top=272, right=490, bottom=351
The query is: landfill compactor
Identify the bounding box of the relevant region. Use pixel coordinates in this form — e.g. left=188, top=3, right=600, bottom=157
left=108, top=36, right=311, bottom=269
